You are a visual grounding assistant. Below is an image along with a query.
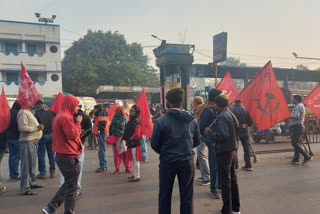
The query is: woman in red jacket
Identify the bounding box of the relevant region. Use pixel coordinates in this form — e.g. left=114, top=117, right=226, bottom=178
left=123, top=105, right=143, bottom=182
left=42, top=94, right=83, bottom=214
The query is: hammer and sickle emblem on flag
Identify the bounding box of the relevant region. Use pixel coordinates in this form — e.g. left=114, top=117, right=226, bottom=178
left=222, top=90, right=232, bottom=97
left=253, top=93, right=280, bottom=120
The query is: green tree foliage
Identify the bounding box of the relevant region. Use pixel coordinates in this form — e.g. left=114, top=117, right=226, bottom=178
left=295, top=64, right=309, bottom=70
left=220, top=57, right=247, bottom=67
left=62, top=30, right=159, bottom=96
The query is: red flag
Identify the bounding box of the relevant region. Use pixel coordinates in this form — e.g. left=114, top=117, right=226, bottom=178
left=49, top=92, right=64, bottom=114
left=135, top=89, right=153, bottom=138
left=303, top=84, right=320, bottom=119
left=216, top=71, right=239, bottom=104
left=17, top=63, right=40, bottom=109
left=0, top=87, right=10, bottom=133
left=107, top=103, right=120, bottom=122
left=238, top=61, right=291, bottom=131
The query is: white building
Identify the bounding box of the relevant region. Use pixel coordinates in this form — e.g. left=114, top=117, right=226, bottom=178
left=0, top=19, right=62, bottom=96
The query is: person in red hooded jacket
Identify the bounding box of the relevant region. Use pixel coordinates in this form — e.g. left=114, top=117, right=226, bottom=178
left=42, top=94, right=82, bottom=214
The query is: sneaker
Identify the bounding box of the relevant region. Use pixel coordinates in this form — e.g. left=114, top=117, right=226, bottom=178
left=209, top=191, right=220, bottom=199
left=50, top=172, right=56, bottom=178
left=235, top=168, right=239, bottom=172
left=41, top=205, right=56, bottom=214
left=76, top=192, right=81, bottom=200
left=242, top=166, right=253, bottom=171
left=302, top=157, right=313, bottom=165
left=232, top=211, right=241, bottom=214
left=199, top=180, right=210, bottom=186
left=196, top=177, right=204, bottom=182
left=289, top=160, right=301, bottom=165
left=36, top=173, right=48, bottom=179
left=142, top=157, right=148, bottom=162
left=0, top=185, right=8, bottom=193
left=10, top=177, right=20, bottom=182
left=96, top=168, right=106, bottom=173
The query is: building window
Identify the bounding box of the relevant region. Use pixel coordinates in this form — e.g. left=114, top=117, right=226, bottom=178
left=5, top=43, right=18, bottom=55
left=51, top=74, right=59, bottom=81
left=50, top=45, right=58, bottom=53
left=6, top=72, right=18, bottom=85
left=27, top=44, right=37, bottom=56
left=29, top=73, right=39, bottom=82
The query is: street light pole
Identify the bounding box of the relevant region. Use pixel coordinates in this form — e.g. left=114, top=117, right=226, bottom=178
left=292, top=52, right=320, bottom=61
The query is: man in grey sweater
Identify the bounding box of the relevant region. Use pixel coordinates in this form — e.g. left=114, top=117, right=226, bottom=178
left=17, top=107, right=45, bottom=195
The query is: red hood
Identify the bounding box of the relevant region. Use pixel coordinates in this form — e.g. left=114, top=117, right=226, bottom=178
left=60, top=94, right=79, bottom=116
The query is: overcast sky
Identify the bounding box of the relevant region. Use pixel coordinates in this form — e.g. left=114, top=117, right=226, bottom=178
left=1, top=0, right=320, bottom=69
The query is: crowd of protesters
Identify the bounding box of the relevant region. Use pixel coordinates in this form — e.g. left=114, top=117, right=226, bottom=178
left=0, top=87, right=311, bottom=214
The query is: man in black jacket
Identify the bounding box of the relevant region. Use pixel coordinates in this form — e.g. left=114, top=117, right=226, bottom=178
left=151, top=87, right=201, bottom=214
left=231, top=100, right=253, bottom=171
left=35, top=100, right=56, bottom=179
left=205, top=94, right=240, bottom=214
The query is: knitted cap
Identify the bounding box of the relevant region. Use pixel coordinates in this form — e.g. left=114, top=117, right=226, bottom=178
left=208, top=88, right=222, bottom=101
left=214, top=94, right=229, bottom=108
left=166, top=87, right=185, bottom=107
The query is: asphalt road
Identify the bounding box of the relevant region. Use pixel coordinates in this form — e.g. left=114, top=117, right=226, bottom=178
left=1, top=141, right=320, bottom=214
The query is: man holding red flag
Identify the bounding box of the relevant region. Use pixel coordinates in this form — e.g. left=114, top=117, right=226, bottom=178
left=216, top=71, right=239, bottom=104
left=238, top=61, right=291, bottom=131
left=16, top=63, right=45, bottom=195
left=289, top=95, right=312, bottom=165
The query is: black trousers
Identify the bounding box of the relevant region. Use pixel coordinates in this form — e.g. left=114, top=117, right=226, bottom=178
left=290, top=124, right=309, bottom=161
left=216, top=150, right=240, bottom=214
left=48, top=156, right=80, bottom=214
left=158, top=159, right=195, bottom=214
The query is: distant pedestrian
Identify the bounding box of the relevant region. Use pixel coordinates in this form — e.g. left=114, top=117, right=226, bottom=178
left=42, top=94, right=83, bottom=214
left=7, top=101, right=21, bottom=182
left=205, top=94, right=240, bottom=214
left=151, top=87, right=201, bottom=214
left=93, top=104, right=110, bottom=173
left=153, top=107, right=163, bottom=120
left=123, top=105, right=143, bottom=182
left=289, top=95, right=312, bottom=165
left=17, top=105, right=44, bottom=195
left=87, top=111, right=98, bottom=150
left=34, top=99, right=56, bottom=179
left=231, top=100, right=254, bottom=171
left=109, top=106, right=131, bottom=174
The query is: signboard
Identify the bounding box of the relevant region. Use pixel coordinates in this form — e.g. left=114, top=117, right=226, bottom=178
left=213, top=32, right=228, bottom=63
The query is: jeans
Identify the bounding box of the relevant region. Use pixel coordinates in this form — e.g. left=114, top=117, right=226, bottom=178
left=216, top=150, right=240, bottom=214
left=197, top=142, right=210, bottom=181
left=159, top=159, right=195, bottom=214
left=38, top=133, right=55, bottom=174
left=239, top=136, right=252, bottom=168
left=20, top=140, right=38, bottom=194
left=60, top=146, right=84, bottom=194
left=97, top=133, right=108, bottom=169
left=140, top=135, right=148, bottom=159
left=48, top=156, right=80, bottom=214
left=290, top=124, right=310, bottom=161
left=7, top=139, right=20, bottom=179
left=207, top=142, right=218, bottom=194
